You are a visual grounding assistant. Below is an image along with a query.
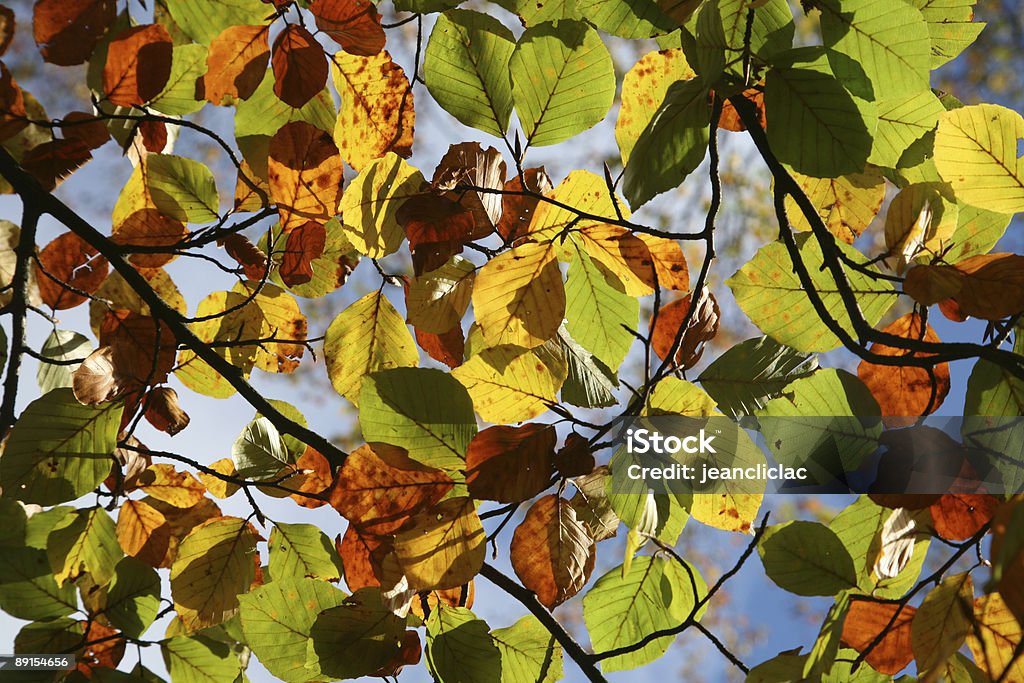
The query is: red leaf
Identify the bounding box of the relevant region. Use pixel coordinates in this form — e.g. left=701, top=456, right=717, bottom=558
left=139, top=119, right=167, bottom=153
left=281, top=220, right=327, bottom=286
left=415, top=326, right=464, bottom=369
left=337, top=525, right=390, bottom=590
left=310, top=0, right=385, bottom=56
left=841, top=599, right=916, bottom=675
left=20, top=138, right=93, bottom=191
left=0, top=62, right=27, bottom=142
left=36, top=231, right=108, bottom=310
left=103, top=24, right=173, bottom=107
left=466, top=424, right=557, bottom=503
left=60, top=111, right=110, bottom=150
left=904, top=254, right=1024, bottom=320
left=717, top=87, right=766, bottom=132
left=397, top=193, right=480, bottom=275
left=496, top=167, right=552, bottom=243
left=75, top=621, right=125, bottom=676
left=221, top=233, right=268, bottom=282
left=272, top=25, right=328, bottom=108
left=33, top=0, right=116, bottom=66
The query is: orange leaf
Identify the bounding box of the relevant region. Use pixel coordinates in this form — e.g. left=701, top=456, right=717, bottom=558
left=337, top=525, right=390, bottom=590
left=111, top=208, right=188, bottom=268
left=272, top=25, right=328, bottom=108
left=117, top=499, right=172, bottom=567
left=0, top=63, right=27, bottom=142
left=0, top=6, right=14, bottom=57
left=310, top=0, right=385, bottom=56
left=330, top=443, right=454, bottom=535
left=289, top=446, right=332, bottom=509
left=841, top=598, right=917, bottom=675
left=139, top=119, right=167, bottom=154
left=930, top=493, right=999, bottom=542
left=36, top=231, right=108, bottom=310
left=102, top=24, right=173, bottom=107
left=414, top=326, right=464, bottom=369
left=33, top=0, right=116, bottom=66
left=466, top=424, right=557, bottom=503
left=76, top=621, right=125, bottom=676
left=718, top=88, right=766, bottom=132
left=497, top=167, right=552, bottom=243
left=268, top=120, right=344, bottom=232
left=21, top=138, right=93, bottom=190
left=374, top=630, right=422, bottom=677
left=650, top=290, right=720, bottom=370
left=205, top=24, right=270, bottom=105
left=143, top=386, right=191, bottom=436
left=60, top=111, right=110, bottom=151
left=221, top=233, right=268, bottom=282
left=280, top=220, right=327, bottom=286
left=905, top=254, right=1024, bottom=320
left=510, top=495, right=596, bottom=609
left=857, top=313, right=950, bottom=426
left=134, top=464, right=206, bottom=508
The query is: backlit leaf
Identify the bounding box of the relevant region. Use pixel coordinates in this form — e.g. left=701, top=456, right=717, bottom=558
left=272, top=25, right=328, bottom=108
left=393, top=497, right=485, bottom=591
left=339, top=153, right=424, bottom=257
left=840, top=598, right=916, bottom=675
left=310, top=0, right=386, bottom=56
left=204, top=24, right=269, bottom=105
left=268, top=522, right=344, bottom=581
left=911, top=572, right=973, bottom=677
left=759, top=521, right=858, bottom=596
left=268, top=120, right=344, bottom=232
left=511, top=495, right=595, bottom=608
left=616, top=49, right=695, bottom=166
left=452, top=345, right=563, bottom=424
left=466, top=424, right=556, bottom=503
left=103, top=25, right=173, bottom=107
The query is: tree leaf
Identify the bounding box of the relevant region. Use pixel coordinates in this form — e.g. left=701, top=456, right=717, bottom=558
left=103, top=25, right=173, bottom=107
left=423, top=10, right=516, bottom=137
left=425, top=606, right=502, bottom=683
left=784, top=167, right=886, bottom=244
left=911, top=572, right=973, bottom=677
left=231, top=416, right=290, bottom=480
left=510, top=20, right=615, bottom=147
left=36, top=231, right=108, bottom=310
left=161, top=635, right=242, bottom=683
left=511, top=495, right=595, bottom=608
left=904, top=253, right=1024, bottom=320
left=268, top=120, right=344, bottom=232
left=452, top=345, right=562, bottom=424
left=47, top=506, right=120, bottom=587
left=393, top=497, right=485, bottom=591
left=818, top=0, right=931, bottom=100
left=268, top=522, right=344, bottom=581
left=310, top=0, right=386, bottom=56
left=727, top=234, right=895, bottom=352
left=134, top=464, right=206, bottom=508
left=272, top=25, right=328, bottom=108
left=33, top=0, right=117, bottom=66
left=473, top=241, right=565, bottom=349
left=617, top=49, right=695, bottom=166
left=840, top=598, right=916, bottom=675
left=145, top=154, right=220, bottom=224
left=908, top=0, right=985, bottom=67
left=151, top=44, right=208, bottom=116
left=967, top=592, right=1024, bottom=681
left=359, top=368, right=477, bottom=471
left=869, top=90, right=945, bottom=168
left=0, top=545, right=78, bottom=621
left=309, top=588, right=406, bottom=679
left=239, top=577, right=346, bottom=683
left=204, top=25, right=269, bottom=106
left=330, top=442, right=453, bottom=535
left=164, top=0, right=270, bottom=44
left=583, top=555, right=706, bottom=671
left=466, top=424, right=556, bottom=503
left=492, top=615, right=564, bottom=683
left=332, top=50, right=414, bottom=170
left=407, top=256, right=475, bottom=335
left=339, top=153, right=424, bottom=257
left=1, top=388, right=122, bottom=506
left=692, top=0, right=795, bottom=82
left=575, top=0, right=676, bottom=38
left=116, top=499, right=171, bottom=568
left=169, top=516, right=257, bottom=633
left=565, top=247, right=639, bottom=371
left=758, top=521, right=858, bottom=596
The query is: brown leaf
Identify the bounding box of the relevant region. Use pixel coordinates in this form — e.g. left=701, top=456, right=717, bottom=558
left=991, top=498, right=1024, bottom=628
left=36, top=231, right=108, bottom=310
left=60, top=111, right=110, bottom=150
left=497, top=167, right=553, bottom=243
left=374, top=630, right=422, bottom=677
left=268, top=120, right=344, bottom=232
left=904, top=254, right=1024, bottom=320
left=112, top=208, right=188, bottom=269
left=0, top=62, right=27, bottom=142
left=330, top=443, right=454, bottom=535
left=555, top=433, right=596, bottom=479
left=717, top=88, right=766, bottom=132
left=0, top=6, right=14, bottom=57
left=99, top=309, right=177, bottom=384
left=205, top=24, right=270, bottom=105
left=33, top=0, right=116, bottom=66
left=858, top=313, right=950, bottom=426
left=280, top=220, right=327, bottom=286
left=466, top=424, right=556, bottom=503
left=139, top=119, right=167, bottom=154
left=930, top=493, right=999, bottom=542
left=289, top=446, right=332, bottom=509
left=651, top=290, right=720, bottom=370
left=841, top=598, right=917, bottom=675
left=398, top=193, right=479, bottom=275
left=103, top=24, right=173, bottom=107
left=134, top=464, right=206, bottom=508
left=76, top=621, right=124, bottom=676
left=21, top=138, right=93, bottom=190
left=432, top=142, right=506, bottom=229
left=272, top=25, right=328, bottom=108
left=72, top=345, right=135, bottom=405
left=221, top=233, right=268, bottom=282
left=510, top=495, right=596, bottom=609
left=310, top=0, right=385, bottom=56
left=143, top=386, right=190, bottom=435
left=117, top=498, right=172, bottom=567
left=570, top=466, right=619, bottom=542
left=337, top=525, right=390, bottom=590
left=415, top=326, right=464, bottom=369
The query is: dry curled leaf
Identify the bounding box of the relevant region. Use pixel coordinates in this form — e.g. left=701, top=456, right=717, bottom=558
left=143, top=386, right=191, bottom=435
left=651, top=290, right=720, bottom=370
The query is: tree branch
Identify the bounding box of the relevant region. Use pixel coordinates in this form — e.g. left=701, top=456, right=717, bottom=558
left=0, top=204, right=39, bottom=438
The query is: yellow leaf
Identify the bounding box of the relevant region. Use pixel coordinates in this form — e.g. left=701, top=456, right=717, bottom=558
left=785, top=167, right=886, bottom=244
left=339, top=153, right=424, bottom=257
left=393, top=497, right=485, bottom=591
left=268, top=120, right=344, bottom=232
left=198, top=459, right=240, bottom=499
left=528, top=170, right=629, bottom=247
left=966, top=592, right=1024, bottom=681
left=646, top=377, right=718, bottom=416
left=452, top=345, right=562, bottom=424
left=472, top=241, right=564, bottom=349
left=616, top=49, right=695, bottom=165
left=134, top=464, right=206, bottom=508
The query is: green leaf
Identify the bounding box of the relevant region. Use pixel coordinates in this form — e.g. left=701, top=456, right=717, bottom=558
left=46, top=506, right=120, bottom=587
left=309, top=588, right=406, bottom=680
left=426, top=606, right=502, bottom=683
left=647, top=377, right=718, bottom=417
left=510, top=20, right=615, bottom=147
left=698, top=336, right=817, bottom=417
left=407, top=256, right=476, bottom=335
left=726, top=234, right=895, bottom=353
left=965, top=358, right=1024, bottom=417
left=145, top=154, right=220, bottom=224
left=103, top=556, right=161, bottom=639
left=757, top=369, right=881, bottom=473
left=491, top=0, right=580, bottom=26
left=164, top=0, right=270, bottom=44
left=0, top=546, right=77, bottom=621
left=492, top=615, right=564, bottom=683
left=574, top=0, right=676, bottom=38
left=908, top=0, right=986, bottom=67
left=944, top=204, right=1013, bottom=262
left=869, top=90, right=945, bottom=168
left=14, top=617, right=82, bottom=654
left=802, top=593, right=850, bottom=680
left=36, top=330, right=92, bottom=395
left=359, top=368, right=478, bottom=471
left=764, top=47, right=877, bottom=177
left=693, top=0, right=795, bottom=82
left=583, top=555, right=706, bottom=671
left=818, top=0, right=931, bottom=100
left=162, top=635, right=243, bottom=683
left=0, top=388, right=123, bottom=506
left=324, top=291, right=419, bottom=405
left=268, top=523, right=344, bottom=582
left=758, top=521, right=858, bottom=596
left=557, top=330, right=618, bottom=408
left=231, top=416, right=290, bottom=480
left=424, top=11, right=516, bottom=137
left=239, top=578, right=346, bottom=683
left=623, top=78, right=709, bottom=208
left=934, top=104, right=1024, bottom=214
left=564, top=248, right=637, bottom=369
left=151, top=44, right=208, bottom=116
